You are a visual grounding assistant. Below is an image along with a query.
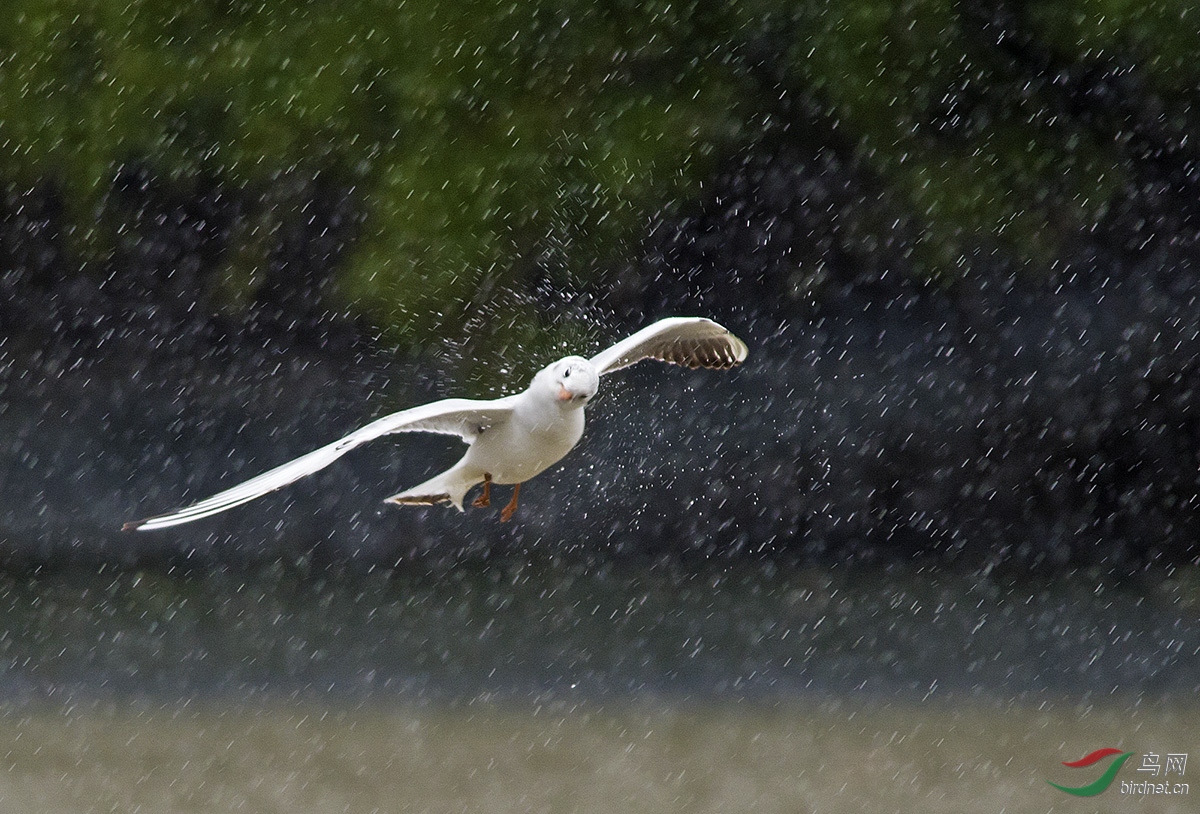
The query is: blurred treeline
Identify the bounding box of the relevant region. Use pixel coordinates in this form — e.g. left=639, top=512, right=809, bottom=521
left=1, top=0, right=1197, bottom=356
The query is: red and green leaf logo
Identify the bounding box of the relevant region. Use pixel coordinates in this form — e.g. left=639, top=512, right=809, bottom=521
left=1048, top=748, right=1135, bottom=797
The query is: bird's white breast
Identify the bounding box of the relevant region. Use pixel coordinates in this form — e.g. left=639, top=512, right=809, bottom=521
left=463, top=394, right=585, bottom=485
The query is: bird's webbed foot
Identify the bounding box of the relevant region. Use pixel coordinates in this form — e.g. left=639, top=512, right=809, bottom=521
left=471, top=473, right=493, bottom=508
left=500, top=482, right=521, bottom=522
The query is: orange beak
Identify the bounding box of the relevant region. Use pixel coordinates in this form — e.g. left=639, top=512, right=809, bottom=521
left=557, top=385, right=574, bottom=402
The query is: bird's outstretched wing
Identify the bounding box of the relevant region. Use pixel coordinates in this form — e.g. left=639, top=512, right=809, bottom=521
left=589, top=317, right=748, bottom=376
left=124, top=397, right=516, bottom=531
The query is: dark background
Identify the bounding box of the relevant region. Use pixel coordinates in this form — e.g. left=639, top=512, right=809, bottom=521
left=1, top=0, right=1198, bottom=570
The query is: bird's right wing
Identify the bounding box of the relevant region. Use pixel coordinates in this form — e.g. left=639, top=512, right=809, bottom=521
left=589, top=316, right=748, bottom=376
left=124, top=397, right=516, bottom=531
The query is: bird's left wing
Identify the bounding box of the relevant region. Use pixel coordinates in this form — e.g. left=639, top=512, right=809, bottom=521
left=124, top=397, right=516, bottom=531
left=589, top=316, right=748, bottom=376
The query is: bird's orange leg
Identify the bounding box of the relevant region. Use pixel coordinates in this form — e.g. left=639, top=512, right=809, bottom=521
left=471, top=473, right=493, bottom=508
left=500, top=482, right=521, bottom=522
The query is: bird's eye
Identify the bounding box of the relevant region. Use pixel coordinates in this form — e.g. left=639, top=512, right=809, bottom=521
left=563, top=369, right=571, bottom=378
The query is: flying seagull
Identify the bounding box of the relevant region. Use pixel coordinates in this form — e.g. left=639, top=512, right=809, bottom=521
left=124, top=316, right=748, bottom=531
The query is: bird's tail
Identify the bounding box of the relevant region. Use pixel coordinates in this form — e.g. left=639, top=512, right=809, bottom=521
left=384, top=465, right=480, bottom=511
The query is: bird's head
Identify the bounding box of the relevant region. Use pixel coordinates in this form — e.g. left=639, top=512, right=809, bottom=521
left=538, top=356, right=599, bottom=407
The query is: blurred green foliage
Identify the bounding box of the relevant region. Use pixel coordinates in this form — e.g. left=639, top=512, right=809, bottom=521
left=0, top=0, right=740, bottom=351
left=0, top=0, right=1196, bottom=351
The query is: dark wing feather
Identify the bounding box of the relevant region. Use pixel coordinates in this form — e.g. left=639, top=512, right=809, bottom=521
left=589, top=317, right=748, bottom=376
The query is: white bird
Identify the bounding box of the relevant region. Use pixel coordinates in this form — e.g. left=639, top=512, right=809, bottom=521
left=124, top=316, right=748, bottom=531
